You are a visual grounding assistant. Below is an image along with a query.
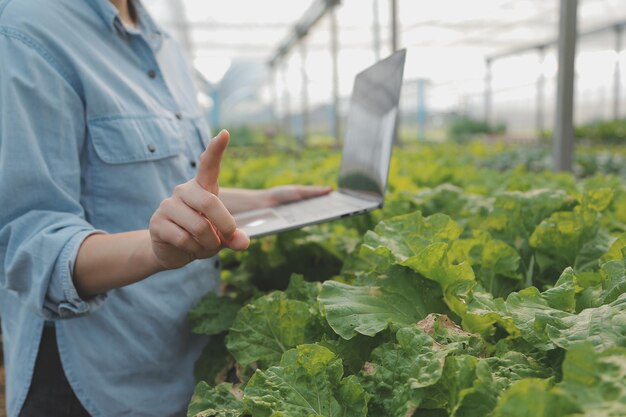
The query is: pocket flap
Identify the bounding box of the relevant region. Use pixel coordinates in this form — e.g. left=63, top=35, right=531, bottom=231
left=88, top=116, right=183, bottom=164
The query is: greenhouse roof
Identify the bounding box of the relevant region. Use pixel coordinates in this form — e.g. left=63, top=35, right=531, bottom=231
left=143, top=0, right=626, bottom=139
left=145, top=0, right=626, bottom=83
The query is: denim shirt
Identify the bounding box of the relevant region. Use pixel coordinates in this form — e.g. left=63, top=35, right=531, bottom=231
left=0, top=1, right=220, bottom=416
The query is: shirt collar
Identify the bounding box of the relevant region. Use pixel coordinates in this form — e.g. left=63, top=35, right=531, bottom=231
left=85, top=0, right=163, bottom=49
left=133, top=0, right=164, bottom=48
left=85, top=0, right=119, bottom=30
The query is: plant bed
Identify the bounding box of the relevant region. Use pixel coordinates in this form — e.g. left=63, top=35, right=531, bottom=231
left=187, top=143, right=626, bottom=417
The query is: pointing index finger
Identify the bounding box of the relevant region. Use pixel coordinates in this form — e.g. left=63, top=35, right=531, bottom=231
left=195, top=129, right=229, bottom=195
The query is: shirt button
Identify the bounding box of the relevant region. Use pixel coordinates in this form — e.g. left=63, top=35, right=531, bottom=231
left=190, top=160, right=197, bottom=168
left=147, top=144, right=156, bottom=153
left=174, top=112, right=183, bottom=120
left=147, top=69, right=156, bottom=79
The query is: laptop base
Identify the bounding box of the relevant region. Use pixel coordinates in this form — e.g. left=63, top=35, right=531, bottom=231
left=234, top=191, right=380, bottom=238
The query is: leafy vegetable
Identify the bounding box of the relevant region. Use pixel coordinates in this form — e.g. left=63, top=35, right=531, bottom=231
left=493, top=342, right=626, bottom=416
left=187, top=382, right=244, bottom=417
left=491, top=378, right=581, bottom=417
left=529, top=190, right=615, bottom=275
left=443, top=352, right=551, bottom=417
left=361, top=325, right=456, bottom=416
left=361, top=317, right=485, bottom=416
left=319, top=266, right=446, bottom=339
left=225, top=292, right=318, bottom=367
left=189, top=293, right=242, bottom=336
left=244, top=344, right=369, bottom=417
left=558, top=343, right=626, bottom=415
left=188, top=143, right=626, bottom=417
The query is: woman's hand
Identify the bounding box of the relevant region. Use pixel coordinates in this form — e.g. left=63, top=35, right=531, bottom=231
left=218, top=185, right=332, bottom=214
left=148, top=130, right=249, bottom=270
left=265, top=185, right=333, bottom=207
left=73, top=130, right=248, bottom=296
left=73, top=131, right=327, bottom=295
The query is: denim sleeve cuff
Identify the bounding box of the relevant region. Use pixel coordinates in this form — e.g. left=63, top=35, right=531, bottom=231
left=46, top=229, right=108, bottom=319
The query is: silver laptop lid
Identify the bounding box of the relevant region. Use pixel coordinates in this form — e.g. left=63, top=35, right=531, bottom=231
left=338, top=49, right=406, bottom=201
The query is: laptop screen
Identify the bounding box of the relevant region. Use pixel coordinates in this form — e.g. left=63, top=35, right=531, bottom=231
left=338, top=49, right=406, bottom=200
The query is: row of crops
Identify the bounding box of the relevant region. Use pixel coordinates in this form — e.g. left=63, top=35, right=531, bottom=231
left=187, top=142, right=626, bottom=417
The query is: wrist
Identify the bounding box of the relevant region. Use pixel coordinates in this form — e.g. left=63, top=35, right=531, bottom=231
left=139, top=230, right=168, bottom=274
left=262, top=188, right=277, bottom=208
left=73, top=230, right=169, bottom=297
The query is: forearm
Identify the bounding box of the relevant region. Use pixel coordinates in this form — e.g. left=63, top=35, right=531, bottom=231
left=73, top=230, right=164, bottom=297
left=219, top=188, right=273, bottom=214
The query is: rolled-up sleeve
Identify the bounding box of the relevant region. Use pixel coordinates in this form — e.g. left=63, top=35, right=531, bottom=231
left=0, top=29, right=106, bottom=319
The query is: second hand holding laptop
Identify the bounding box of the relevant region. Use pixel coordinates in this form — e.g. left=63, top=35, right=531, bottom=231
left=234, top=49, right=407, bottom=238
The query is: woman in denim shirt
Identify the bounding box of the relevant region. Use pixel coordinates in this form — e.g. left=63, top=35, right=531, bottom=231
left=0, top=0, right=329, bottom=416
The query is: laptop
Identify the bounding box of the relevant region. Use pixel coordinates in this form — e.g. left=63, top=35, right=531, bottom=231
left=234, top=49, right=406, bottom=238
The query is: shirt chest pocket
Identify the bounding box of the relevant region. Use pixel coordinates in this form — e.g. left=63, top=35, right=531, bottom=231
left=89, top=116, right=184, bottom=163
left=86, top=116, right=192, bottom=231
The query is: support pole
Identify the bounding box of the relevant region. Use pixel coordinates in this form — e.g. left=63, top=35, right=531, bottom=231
left=210, top=88, right=220, bottom=131
left=170, top=0, right=193, bottom=60
left=614, top=24, right=623, bottom=120
left=282, top=60, right=292, bottom=138
left=390, top=0, right=399, bottom=52
left=417, top=79, right=427, bottom=141
left=553, top=0, right=578, bottom=172
left=373, top=0, right=381, bottom=60
left=390, top=0, right=400, bottom=144
left=536, top=46, right=546, bottom=138
left=270, top=64, right=280, bottom=135
left=300, top=40, right=309, bottom=147
left=330, top=8, right=340, bottom=147
left=484, top=59, right=492, bottom=126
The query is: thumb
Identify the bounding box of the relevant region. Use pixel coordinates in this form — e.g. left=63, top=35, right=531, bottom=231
left=195, top=129, right=229, bottom=194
